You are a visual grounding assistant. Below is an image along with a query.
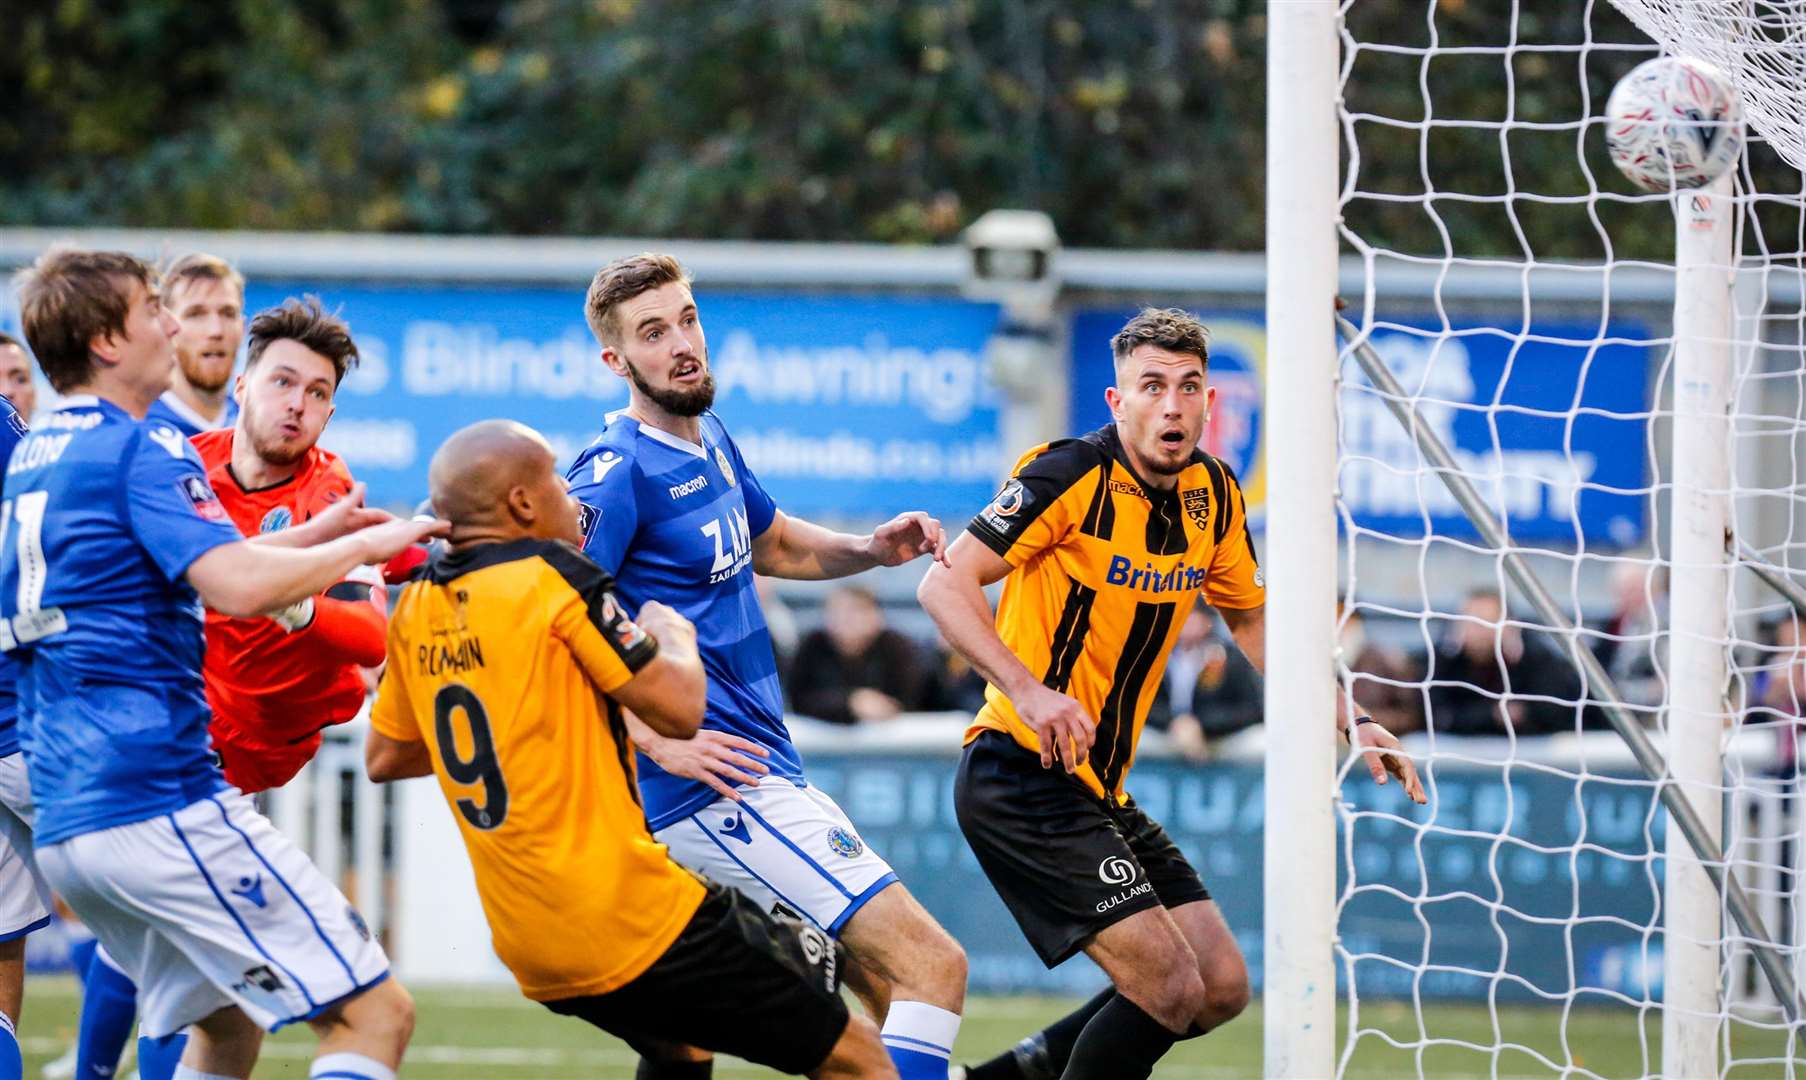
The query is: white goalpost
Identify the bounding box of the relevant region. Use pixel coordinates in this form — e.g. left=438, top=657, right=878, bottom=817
left=1268, top=2, right=1806, bottom=1076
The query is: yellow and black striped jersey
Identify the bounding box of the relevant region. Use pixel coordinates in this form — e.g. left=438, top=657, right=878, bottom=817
left=965, top=424, right=1263, bottom=801
left=371, top=537, right=706, bottom=1001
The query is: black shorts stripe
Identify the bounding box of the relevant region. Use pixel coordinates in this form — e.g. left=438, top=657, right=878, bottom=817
left=1091, top=600, right=1177, bottom=792
left=1041, top=580, right=1098, bottom=692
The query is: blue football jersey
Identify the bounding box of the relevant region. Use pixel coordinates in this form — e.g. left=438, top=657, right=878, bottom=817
left=568, top=410, right=794, bottom=830
left=0, top=396, right=27, bottom=757
left=143, top=390, right=237, bottom=438
left=0, top=396, right=244, bottom=844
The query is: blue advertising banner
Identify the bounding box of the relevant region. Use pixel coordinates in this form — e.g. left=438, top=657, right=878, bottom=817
left=805, top=751, right=1664, bottom=1002
left=1069, top=310, right=1652, bottom=545
left=239, top=282, right=1005, bottom=519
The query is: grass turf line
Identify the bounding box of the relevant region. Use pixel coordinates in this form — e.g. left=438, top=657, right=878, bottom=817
left=13, top=978, right=1804, bottom=1078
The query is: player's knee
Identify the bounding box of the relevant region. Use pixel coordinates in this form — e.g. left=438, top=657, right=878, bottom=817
left=920, top=925, right=968, bottom=1002
left=323, top=977, right=415, bottom=1052
left=1122, top=960, right=1206, bottom=1031
left=372, top=980, right=417, bottom=1047
left=1200, top=972, right=1251, bottom=1028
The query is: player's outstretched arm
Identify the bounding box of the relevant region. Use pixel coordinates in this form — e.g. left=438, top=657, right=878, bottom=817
left=751, top=509, right=950, bottom=580
left=918, top=532, right=1096, bottom=772
left=248, top=481, right=393, bottom=549
left=603, top=602, right=707, bottom=739
left=1217, top=603, right=1425, bottom=804
left=188, top=517, right=448, bottom=619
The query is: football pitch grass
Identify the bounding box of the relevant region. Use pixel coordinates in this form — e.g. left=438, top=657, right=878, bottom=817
left=13, top=978, right=1806, bottom=1078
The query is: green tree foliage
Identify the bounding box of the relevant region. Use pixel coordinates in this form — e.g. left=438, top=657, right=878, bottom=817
left=1, top=0, right=1795, bottom=260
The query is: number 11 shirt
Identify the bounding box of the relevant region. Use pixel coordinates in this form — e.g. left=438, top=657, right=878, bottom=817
left=0, top=396, right=243, bottom=844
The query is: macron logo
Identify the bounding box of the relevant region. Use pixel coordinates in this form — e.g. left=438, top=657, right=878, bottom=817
left=147, top=425, right=187, bottom=460
left=668, top=475, right=708, bottom=500
left=592, top=451, right=623, bottom=483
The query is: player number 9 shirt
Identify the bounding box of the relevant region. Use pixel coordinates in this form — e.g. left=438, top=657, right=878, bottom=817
left=965, top=424, right=1265, bottom=802
left=370, top=537, right=706, bottom=1002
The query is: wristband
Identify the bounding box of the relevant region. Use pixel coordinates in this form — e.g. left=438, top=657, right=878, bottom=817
left=1343, top=714, right=1378, bottom=742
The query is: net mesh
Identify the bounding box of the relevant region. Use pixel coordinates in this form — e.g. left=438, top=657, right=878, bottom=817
left=1609, top=0, right=1806, bottom=172
left=1331, top=1, right=1806, bottom=1075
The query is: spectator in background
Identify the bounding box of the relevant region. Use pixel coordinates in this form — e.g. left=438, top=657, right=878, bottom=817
left=923, top=633, right=989, bottom=715
left=1753, top=614, right=1806, bottom=775
left=0, top=333, right=35, bottom=420
left=1146, top=608, right=1262, bottom=760
left=1591, top=561, right=1667, bottom=708
left=1429, top=587, right=1581, bottom=735
left=1341, top=604, right=1425, bottom=735
left=789, top=584, right=930, bottom=723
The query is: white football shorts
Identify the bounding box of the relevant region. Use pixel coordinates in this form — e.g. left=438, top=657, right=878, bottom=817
left=656, top=776, right=897, bottom=936
left=0, top=752, right=49, bottom=941
left=36, top=790, right=387, bottom=1037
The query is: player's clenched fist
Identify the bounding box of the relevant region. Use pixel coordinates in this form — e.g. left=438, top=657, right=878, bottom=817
left=1014, top=681, right=1096, bottom=773
left=634, top=600, right=696, bottom=648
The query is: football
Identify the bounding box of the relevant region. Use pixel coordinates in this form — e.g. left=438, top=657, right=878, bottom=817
left=1605, top=56, right=1745, bottom=192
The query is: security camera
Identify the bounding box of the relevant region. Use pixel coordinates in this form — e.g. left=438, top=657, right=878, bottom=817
left=962, top=209, right=1061, bottom=309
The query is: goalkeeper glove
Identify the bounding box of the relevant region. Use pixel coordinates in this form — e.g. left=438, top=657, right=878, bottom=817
left=267, top=597, right=316, bottom=633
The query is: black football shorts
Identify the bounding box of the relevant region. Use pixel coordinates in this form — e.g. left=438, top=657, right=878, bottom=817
left=955, top=729, right=1211, bottom=967
left=542, top=881, right=850, bottom=1075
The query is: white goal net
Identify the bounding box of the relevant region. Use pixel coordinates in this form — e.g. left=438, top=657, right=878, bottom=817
left=1322, top=1, right=1806, bottom=1076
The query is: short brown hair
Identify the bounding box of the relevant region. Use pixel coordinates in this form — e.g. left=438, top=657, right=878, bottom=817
left=1110, top=307, right=1210, bottom=370
left=584, top=253, right=691, bottom=346
left=160, top=252, right=244, bottom=305
left=0, top=331, right=20, bottom=352
left=245, top=296, right=359, bottom=387
left=12, top=247, right=158, bottom=393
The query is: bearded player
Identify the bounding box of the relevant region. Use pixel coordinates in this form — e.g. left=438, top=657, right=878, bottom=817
left=194, top=295, right=384, bottom=791
left=569, top=254, right=967, bottom=1080
left=67, top=296, right=385, bottom=1080
left=145, top=253, right=243, bottom=436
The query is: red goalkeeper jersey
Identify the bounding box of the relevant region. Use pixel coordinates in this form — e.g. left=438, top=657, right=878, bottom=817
left=193, top=430, right=387, bottom=791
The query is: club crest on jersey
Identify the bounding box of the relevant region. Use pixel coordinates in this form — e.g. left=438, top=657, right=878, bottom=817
left=714, top=445, right=737, bottom=487
left=599, top=591, right=650, bottom=653
left=1181, top=487, right=1211, bottom=532
left=259, top=506, right=293, bottom=533
left=179, top=475, right=229, bottom=522
left=576, top=501, right=601, bottom=544
left=979, top=478, right=1026, bottom=532
left=826, top=827, right=864, bottom=859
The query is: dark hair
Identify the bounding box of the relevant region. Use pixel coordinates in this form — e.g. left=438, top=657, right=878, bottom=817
left=245, top=296, right=359, bottom=387
left=160, top=252, right=244, bottom=303
left=1110, top=307, right=1211, bottom=370
left=12, top=247, right=158, bottom=393
left=0, top=331, right=20, bottom=351
left=584, top=253, right=692, bottom=346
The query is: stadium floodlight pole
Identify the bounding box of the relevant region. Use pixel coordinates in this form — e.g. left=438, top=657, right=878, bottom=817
left=1264, top=1, right=1339, bottom=1076
left=1333, top=310, right=1805, bottom=1027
